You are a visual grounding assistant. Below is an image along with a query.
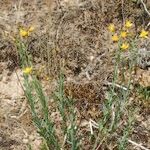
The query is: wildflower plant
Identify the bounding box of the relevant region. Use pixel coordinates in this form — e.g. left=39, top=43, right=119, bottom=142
left=94, top=20, right=149, bottom=149
left=19, top=26, right=35, bottom=38
left=54, top=74, right=80, bottom=149
left=16, top=26, right=80, bottom=150
left=125, top=20, right=133, bottom=28
left=120, top=42, right=129, bottom=50
left=108, top=20, right=149, bottom=52
left=23, top=67, right=33, bottom=74
left=112, top=34, right=119, bottom=42
left=16, top=27, right=60, bottom=149
left=108, top=23, right=115, bottom=32
left=120, top=31, right=127, bottom=38
left=15, top=19, right=149, bottom=149
left=139, top=29, right=149, bottom=38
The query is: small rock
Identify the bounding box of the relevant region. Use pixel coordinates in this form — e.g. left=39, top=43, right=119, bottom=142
left=23, top=138, right=29, bottom=144
left=29, top=135, right=35, bottom=141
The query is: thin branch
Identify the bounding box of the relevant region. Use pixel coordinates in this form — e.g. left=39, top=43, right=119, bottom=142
left=128, top=139, right=150, bottom=150
left=89, top=120, right=94, bottom=135
left=105, top=81, right=128, bottom=91
left=140, top=0, right=150, bottom=16
left=61, top=134, right=67, bottom=149
left=90, top=119, right=99, bottom=128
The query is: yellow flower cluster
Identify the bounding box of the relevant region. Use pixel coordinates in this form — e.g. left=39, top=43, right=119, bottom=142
left=125, top=20, right=133, bottom=28
left=120, top=31, right=127, bottom=38
left=19, top=26, right=35, bottom=37
left=112, top=34, right=119, bottom=42
left=120, top=43, right=129, bottom=50
left=108, top=24, right=115, bottom=32
left=23, top=67, right=32, bottom=74
left=139, top=29, right=148, bottom=38
left=108, top=20, right=149, bottom=51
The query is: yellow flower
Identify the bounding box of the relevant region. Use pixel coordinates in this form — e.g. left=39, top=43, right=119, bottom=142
left=120, top=43, right=129, bottom=50
left=28, top=26, right=35, bottom=32
left=120, top=31, right=127, bottom=38
left=139, top=29, right=148, bottom=38
left=112, top=34, right=119, bottom=42
left=23, top=67, right=32, bottom=74
left=45, top=76, right=49, bottom=81
left=125, top=20, right=133, bottom=28
left=19, top=26, right=34, bottom=37
left=108, top=24, right=115, bottom=32
left=19, top=29, right=29, bottom=37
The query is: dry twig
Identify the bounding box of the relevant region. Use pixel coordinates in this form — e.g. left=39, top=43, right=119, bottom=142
left=140, top=0, right=150, bottom=28
left=140, top=0, right=150, bottom=16
left=105, top=81, right=128, bottom=91
left=128, top=139, right=150, bottom=150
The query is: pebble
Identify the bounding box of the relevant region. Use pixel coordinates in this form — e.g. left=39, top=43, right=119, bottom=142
left=29, top=135, right=35, bottom=141
left=23, top=138, right=29, bottom=144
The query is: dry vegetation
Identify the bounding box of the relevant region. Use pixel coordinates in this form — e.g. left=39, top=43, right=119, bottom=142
left=0, top=0, right=150, bottom=150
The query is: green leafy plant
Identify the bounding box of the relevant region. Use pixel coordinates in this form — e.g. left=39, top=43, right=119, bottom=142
left=17, top=30, right=80, bottom=149
left=54, top=74, right=80, bottom=150
left=16, top=34, right=60, bottom=149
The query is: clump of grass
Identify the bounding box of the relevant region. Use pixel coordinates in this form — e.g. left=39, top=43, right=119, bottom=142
left=54, top=74, right=80, bottom=149
left=136, top=85, right=150, bottom=107
left=118, top=110, right=134, bottom=150
left=137, top=85, right=150, bottom=100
